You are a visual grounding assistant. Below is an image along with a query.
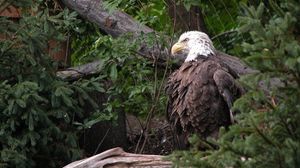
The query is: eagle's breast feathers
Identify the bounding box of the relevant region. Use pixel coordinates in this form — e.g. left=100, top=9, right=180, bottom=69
left=166, top=56, right=243, bottom=139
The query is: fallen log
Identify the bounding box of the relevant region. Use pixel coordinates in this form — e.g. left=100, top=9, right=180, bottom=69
left=63, top=147, right=172, bottom=168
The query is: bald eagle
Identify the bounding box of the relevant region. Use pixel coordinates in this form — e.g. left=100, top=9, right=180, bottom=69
left=166, top=31, right=243, bottom=147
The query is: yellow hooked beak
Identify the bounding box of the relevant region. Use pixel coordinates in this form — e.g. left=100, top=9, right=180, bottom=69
left=171, top=42, right=186, bottom=55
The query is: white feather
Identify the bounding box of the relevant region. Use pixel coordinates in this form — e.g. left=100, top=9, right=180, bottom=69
left=178, top=31, right=215, bottom=62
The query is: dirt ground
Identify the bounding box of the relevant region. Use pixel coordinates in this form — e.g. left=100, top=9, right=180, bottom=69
left=126, top=114, right=176, bottom=155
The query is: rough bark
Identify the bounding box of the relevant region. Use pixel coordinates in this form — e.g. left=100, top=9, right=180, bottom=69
left=57, top=60, right=103, bottom=80
left=166, top=0, right=208, bottom=33
left=61, top=0, right=153, bottom=37
left=63, top=147, right=172, bottom=168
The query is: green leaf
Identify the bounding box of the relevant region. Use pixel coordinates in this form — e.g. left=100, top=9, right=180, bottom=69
left=8, top=99, right=15, bottom=112
left=110, top=64, right=118, bottom=81
left=256, top=3, right=265, bottom=18
left=54, top=87, right=63, bottom=96
left=16, top=99, right=26, bottom=108
left=91, top=82, right=105, bottom=92
left=51, top=93, right=60, bottom=107
left=44, top=21, right=49, bottom=33
left=62, top=94, right=72, bottom=107
left=28, top=113, right=34, bottom=131
left=32, top=94, right=47, bottom=103
left=26, top=55, right=37, bottom=66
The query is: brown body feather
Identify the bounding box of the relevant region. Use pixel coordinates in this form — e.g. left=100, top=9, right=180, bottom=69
left=166, top=55, right=243, bottom=146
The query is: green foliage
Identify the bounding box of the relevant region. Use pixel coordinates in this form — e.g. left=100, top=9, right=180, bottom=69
left=77, top=0, right=251, bottom=122
left=71, top=0, right=175, bottom=119
left=177, top=0, right=249, bottom=56
left=181, top=0, right=243, bottom=32
left=169, top=1, right=300, bottom=167
left=0, top=1, right=107, bottom=167
left=72, top=27, right=168, bottom=118
left=179, top=0, right=283, bottom=58
left=102, top=0, right=247, bottom=55
left=103, top=0, right=172, bottom=33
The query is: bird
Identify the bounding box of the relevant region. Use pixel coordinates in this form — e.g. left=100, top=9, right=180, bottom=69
left=165, top=31, right=244, bottom=148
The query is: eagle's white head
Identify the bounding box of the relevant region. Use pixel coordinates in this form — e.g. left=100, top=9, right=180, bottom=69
left=171, top=31, right=216, bottom=62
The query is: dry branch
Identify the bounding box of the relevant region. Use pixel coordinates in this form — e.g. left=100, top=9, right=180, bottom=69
left=57, top=60, right=103, bottom=80
left=58, top=0, right=256, bottom=80
left=63, top=147, right=172, bottom=168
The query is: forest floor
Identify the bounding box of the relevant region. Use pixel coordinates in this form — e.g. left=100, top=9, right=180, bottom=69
left=126, top=114, right=176, bottom=155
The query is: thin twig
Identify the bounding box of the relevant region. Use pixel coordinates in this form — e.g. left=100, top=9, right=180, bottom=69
left=138, top=17, right=177, bottom=153
left=94, top=128, right=111, bottom=155
left=211, top=30, right=237, bottom=40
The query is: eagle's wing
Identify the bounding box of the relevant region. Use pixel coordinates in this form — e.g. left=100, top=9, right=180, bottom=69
left=213, top=69, right=243, bottom=123
left=165, top=69, right=189, bottom=149
left=165, top=68, right=185, bottom=133
left=166, top=61, right=224, bottom=139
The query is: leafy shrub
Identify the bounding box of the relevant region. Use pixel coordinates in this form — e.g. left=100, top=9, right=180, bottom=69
left=103, top=0, right=172, bottom=33
left=0, top=1, right=106, bottom=167
left=72, top=28, right=169, bottom=118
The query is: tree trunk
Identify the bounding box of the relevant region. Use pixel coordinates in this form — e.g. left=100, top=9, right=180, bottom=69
left=166, top=0, right=208, bottom=33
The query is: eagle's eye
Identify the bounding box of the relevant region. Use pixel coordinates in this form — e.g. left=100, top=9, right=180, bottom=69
left=181, top=38, right=189, bottom=42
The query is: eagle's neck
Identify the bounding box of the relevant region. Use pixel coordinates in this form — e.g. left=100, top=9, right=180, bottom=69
left=185, top=39, right=216, bottom=62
